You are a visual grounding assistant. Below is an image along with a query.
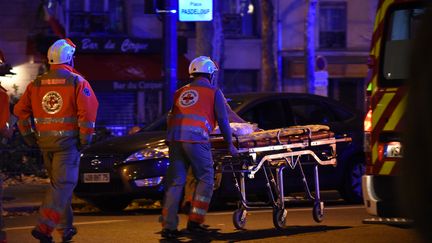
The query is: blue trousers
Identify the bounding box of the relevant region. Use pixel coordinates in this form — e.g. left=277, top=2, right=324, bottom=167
left=39, top=147, right=80, bottom=233
left=162, top=142, right=214, bottom=230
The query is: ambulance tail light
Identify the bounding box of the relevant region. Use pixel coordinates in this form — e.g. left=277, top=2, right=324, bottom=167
left=363, top=109, right=372, bottom=153
left=364, top=109, right=372, bottom=132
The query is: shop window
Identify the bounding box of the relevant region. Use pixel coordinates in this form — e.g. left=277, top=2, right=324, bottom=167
left=319, top=2, right=347, bottom=49
left=69, top=0, right=126, bottom=36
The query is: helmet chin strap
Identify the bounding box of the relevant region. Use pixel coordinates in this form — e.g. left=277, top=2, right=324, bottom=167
left=67, top=58, right=75, bottom=68
left=209, top=72, right=216, bottom=85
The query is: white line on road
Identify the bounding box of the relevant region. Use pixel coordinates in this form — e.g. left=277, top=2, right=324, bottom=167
left=4, top=220, right=128, bottom=231
left=208, top=205, right=365, bottom=216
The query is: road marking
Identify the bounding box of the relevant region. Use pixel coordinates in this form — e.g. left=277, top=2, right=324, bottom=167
left=208, top=205, right=365, bottom=216
left=4, top=220, right=128, bottom=231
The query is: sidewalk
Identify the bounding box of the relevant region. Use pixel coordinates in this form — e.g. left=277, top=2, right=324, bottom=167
left=2, top=183, right=46, bottom=212
left=2, top=176, right=86, bottom=213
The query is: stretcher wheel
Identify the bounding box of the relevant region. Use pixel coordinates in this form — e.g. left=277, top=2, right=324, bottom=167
left=233, top=209, right=247, bottom=230
left=312, top=202, right=324, bottom=223
left=272, top=208, right=287, bottom=229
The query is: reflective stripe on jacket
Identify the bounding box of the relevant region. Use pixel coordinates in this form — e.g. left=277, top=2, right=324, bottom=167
left=167, top=81, right=216, bottom=143
left=14, top=64, right=98, bottom=149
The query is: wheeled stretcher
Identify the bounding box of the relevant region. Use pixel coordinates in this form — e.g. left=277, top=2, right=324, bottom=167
left=210, top=125, right=351, bottom=230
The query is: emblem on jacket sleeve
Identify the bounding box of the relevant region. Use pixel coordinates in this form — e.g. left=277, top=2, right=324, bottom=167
left=83, top=87, right=91, bottom=97
left=42, top=91, right=63, bottom=114
left=179, top=89, right=199, bottom=107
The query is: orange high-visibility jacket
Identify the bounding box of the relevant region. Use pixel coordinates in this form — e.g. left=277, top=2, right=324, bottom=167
left=167, top=83, right=216, bottom=143
left=14, top=64, right=98, bottom=149
left=0, top=88, right=9, bottom=130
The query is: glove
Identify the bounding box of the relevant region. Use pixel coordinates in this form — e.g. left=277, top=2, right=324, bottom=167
left=23, top=133, right=37, bottom=147
left=228, top=143, right=239, bottom=157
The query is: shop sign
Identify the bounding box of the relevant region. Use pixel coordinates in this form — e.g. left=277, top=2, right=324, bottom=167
left=112, top=81, right=163, bottom=91
left=76, top=37, right=162, bottom=54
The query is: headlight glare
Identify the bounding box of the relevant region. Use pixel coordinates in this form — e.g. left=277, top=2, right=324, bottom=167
left=125, top=147, right=169, bottom=162
left=134, top=176, right=163, bottom=187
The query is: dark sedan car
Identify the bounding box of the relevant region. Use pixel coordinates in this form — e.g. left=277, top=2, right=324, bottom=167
left=75, top=92, right=364, bottom=211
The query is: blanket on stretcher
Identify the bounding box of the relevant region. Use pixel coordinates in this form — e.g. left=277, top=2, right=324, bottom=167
left=211, top=124, right=333, bottom=149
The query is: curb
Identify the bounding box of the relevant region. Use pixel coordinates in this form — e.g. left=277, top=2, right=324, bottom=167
left=3, top=202, right=88, bottom=213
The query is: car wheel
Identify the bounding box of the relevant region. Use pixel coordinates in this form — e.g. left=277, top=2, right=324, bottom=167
left=339, top=157, right=365, bottom=203
left=88, top=196, right=131, bottom=212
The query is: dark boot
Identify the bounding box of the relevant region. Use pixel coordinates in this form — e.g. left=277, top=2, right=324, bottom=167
left=186, top=221, right=211, bottom=234
left=62, top=226, right=77, bottom=242
left=161, top=228, right=182, bottom=239
left=31, top=228, right=54, bottom=243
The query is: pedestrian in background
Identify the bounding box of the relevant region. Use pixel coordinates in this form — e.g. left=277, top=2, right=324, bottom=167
left=160, top=56, right=238, bottom=239
left=13, top=38, right=98, bottom=243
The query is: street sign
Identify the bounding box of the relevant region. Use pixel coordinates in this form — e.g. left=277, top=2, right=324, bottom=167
left=316, top=55, right=328, bottom=71
left=314, top=70, right=329, bottom=97
left=179, top=0, right=213, bottom=22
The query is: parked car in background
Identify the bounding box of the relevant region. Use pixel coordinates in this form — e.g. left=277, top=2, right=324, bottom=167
left=74, top=92, right=365, bottom=211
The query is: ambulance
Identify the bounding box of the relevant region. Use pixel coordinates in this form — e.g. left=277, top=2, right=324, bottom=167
left=362, top=0, right=429, bottom=217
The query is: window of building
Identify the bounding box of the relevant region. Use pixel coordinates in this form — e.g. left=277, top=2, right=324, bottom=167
left=319, top=2, right=347, bottom=49
left=221, top=0, right=258, bottom=38
left=68, top=0, right=126, bottom=36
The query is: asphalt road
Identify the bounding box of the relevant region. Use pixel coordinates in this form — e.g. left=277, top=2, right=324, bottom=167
left=3, top=204, right=424, bottom=243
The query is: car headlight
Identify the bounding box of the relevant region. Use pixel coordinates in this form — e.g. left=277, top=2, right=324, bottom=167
left=125, top=147, right=169, bottom=162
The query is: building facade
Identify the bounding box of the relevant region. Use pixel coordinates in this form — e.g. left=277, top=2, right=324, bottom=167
left=0, top=0, right=376, bottom=135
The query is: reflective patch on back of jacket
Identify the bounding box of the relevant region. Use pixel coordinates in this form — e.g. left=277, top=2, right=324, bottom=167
left=42, top=91, right=63, bottom=114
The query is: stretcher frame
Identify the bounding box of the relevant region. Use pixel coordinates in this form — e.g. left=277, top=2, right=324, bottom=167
left=211, top=125, right=351, bottom=230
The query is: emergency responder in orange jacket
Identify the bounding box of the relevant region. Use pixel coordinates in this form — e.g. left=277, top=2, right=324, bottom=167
left=160, top=56, right=238, bottom=239
left=0, top=83, right=10, bottom=243
left=13, top=38, right=98, bottom=243
left=180, top=93, right=248, bottom=215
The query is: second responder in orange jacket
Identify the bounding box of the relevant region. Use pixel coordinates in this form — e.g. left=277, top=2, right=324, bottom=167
left=0, top=83, right=10, bottom=243
left=13, top=38, right=98, bottom=243
left=0, top=85, right=11, bottom=139
left=160, top=56, right=238, bottom=239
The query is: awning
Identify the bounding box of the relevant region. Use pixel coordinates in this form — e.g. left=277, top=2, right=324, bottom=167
left=74, top=54, right=190, bottom=81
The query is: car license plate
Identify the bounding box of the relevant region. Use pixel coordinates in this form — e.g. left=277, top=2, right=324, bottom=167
left=83, top=173, right=110, bottom=183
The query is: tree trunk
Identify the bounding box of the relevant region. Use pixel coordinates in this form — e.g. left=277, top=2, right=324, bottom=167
left=261, top=0, right=278, bottom=92
left=196, top=0, right=224, bottom=87
left=305, top=0, right=318, bottom=94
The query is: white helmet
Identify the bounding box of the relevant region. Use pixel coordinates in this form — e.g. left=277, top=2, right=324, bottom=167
left=47, top=38, right=76, bottom=64
left=188, top=56, right=218, bottom=77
